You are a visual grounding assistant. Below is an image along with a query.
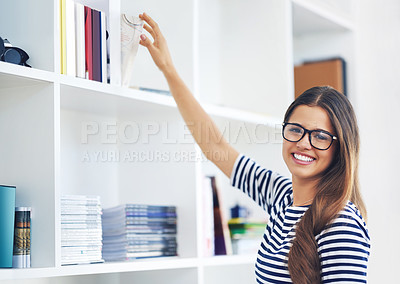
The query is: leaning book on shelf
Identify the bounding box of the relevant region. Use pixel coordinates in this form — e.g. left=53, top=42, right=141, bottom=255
left=203, top=176, right=232, bottom=256
left=202, top=176, right=214, bottom=257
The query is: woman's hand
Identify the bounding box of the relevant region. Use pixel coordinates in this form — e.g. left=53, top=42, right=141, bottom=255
left=139, top=13, right=175, bottom=74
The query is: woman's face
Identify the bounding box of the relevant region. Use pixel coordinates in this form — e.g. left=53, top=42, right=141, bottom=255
left=282, top=105, right=336, bottom=183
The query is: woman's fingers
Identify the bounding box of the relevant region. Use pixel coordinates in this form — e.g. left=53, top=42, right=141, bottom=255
left=138, top=13, right=172, bottom=72
left=140, top=13, right=161, bottom=36
left=141, top=13, right=159, bottom=31
left=143, top=23, right=155, bottom=40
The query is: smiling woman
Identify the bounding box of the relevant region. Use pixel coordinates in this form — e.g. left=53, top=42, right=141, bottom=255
left=283, top=87, right=368, bottom=283
left=139, top=12, right=370, bottom=284
left=229, top=87, right=369, bottom=284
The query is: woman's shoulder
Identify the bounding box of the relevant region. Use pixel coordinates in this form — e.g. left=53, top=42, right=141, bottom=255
left=317, top=201, right=370, bottom=282
left=340, top=201, right=369, bottom=237
left=318, top=201, right=370, bottom=243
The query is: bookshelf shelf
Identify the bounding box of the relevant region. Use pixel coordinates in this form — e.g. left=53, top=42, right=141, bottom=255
left=59, top=81, right=176, bottom=117
left=0, top=267, right=56, bottom=281
left=200, top=254, right=256, bottom=267
left=292, top=0, right=355, bottom=36
left=0, top=255, right=259, bottom=281
left=0, top=258, right=199, bottom=280
left=60, top=257, right=199, bottom=276
left=204, top=103, right=283, bottom=128
left=0, top=0, right=357, bottom=283
left=0, top=63, right=55, bottom=88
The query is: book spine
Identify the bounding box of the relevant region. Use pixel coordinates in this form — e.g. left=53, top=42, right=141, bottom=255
left=210, top=176, right=232, bottom=255
left=65, top=0, right=76, bottom=77
left=12, top=207, right=31, bottom=268
left=26, top=209, right=31, bottom=268
left=60, top=0, right=67, bottom=74
left=92, top=9, right=102, bottom=82
left=0, top=185, right=16, bottom=268
left=101, top=11, right=107, bottom=83
left=84, top=6, right=93, bottom=80
left=12, top=210, right=23, bottom=268
left=75, top=2, right=86, bottom=78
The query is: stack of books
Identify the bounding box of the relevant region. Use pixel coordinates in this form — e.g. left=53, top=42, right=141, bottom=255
left=228, top=220, right=267, bottom=255
left=102, top=204, right=178, bottom=261
left=61, top=195, right=104, bottom=265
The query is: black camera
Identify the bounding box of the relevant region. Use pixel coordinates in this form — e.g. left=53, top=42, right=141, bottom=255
left=0, top=37, right=31, bottom=67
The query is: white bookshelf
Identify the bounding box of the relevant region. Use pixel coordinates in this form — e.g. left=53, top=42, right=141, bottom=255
left=0, top=0, right=356, bottom=283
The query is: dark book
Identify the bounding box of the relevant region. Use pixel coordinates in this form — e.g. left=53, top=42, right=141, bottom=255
left=92, top=9, right=102, bottom=82
left=209, top=176, right=232, bottom=255
left=84, top=6, right=93, bottom=80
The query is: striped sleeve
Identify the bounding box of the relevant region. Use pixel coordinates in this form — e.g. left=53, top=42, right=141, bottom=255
left=230, top=154, right=292, bottom=214
left=317, top=203, right=370, bottom=283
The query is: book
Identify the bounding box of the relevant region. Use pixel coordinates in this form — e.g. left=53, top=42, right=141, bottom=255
left=101, top=11, right=108, bottom=83
left=92, top=9, right=102, bottom=82
left=84, top=6, right=93, bottom=80
left=75, top=2, right=86, bottom=78
left=202, top=176, right=214, bottom=257
left=129, top=86, right=172, bottom=96
left=209, top=176, right=232, bottom=255
left=0, top=185, right=16, bottom=268
left=12, top=207, right=31, bottom=268
left=60, top=0, right=67, bottom=74
left=228, top=219, right=266, bottom=255
left=65, top=0, right=76, bottom=77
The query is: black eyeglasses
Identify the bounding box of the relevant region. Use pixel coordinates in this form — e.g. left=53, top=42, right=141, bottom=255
left=282, top=122, right=337, bottom=150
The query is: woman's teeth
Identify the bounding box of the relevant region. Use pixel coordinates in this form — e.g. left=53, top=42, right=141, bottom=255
left=293, top=153, right=314, bottom=162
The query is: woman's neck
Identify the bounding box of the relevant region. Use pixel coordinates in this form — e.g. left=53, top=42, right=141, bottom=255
left=291, top=176, right=319, bottom=206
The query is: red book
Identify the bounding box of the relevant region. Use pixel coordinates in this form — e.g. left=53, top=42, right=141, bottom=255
left=84, top=6, right=93, bottom=80
left=92, top=9, right=102, bottom=82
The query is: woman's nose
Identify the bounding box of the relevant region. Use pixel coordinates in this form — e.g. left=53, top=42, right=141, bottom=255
left=296, top=133, right=312, bottom=150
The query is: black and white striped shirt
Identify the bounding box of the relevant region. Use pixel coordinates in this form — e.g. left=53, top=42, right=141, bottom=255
left=230, top=155, right=370, bottom=283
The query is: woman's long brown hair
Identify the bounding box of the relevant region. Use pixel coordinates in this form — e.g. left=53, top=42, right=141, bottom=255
left=285, top=86, right=366, bottom=283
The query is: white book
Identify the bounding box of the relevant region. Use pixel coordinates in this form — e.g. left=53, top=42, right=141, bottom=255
left=65, top=0, right=76, bottom=77
left=101, top=11, right=107, bottom=83
left=61, top=194, right=101, bottom=201
left=202, top=176, right=215, bottom=257
left=75, top=2, right=85, bottom=78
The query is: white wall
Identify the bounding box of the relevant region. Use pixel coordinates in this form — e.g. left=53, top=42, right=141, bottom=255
left=355, top=1, right=400, bottom=282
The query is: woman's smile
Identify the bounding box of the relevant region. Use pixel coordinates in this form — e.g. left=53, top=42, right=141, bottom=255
left=292, top=152, right=316, bottom=165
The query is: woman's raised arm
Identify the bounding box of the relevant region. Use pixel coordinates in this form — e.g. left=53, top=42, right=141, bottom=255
left=138, top=13, right=239, bottom=177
